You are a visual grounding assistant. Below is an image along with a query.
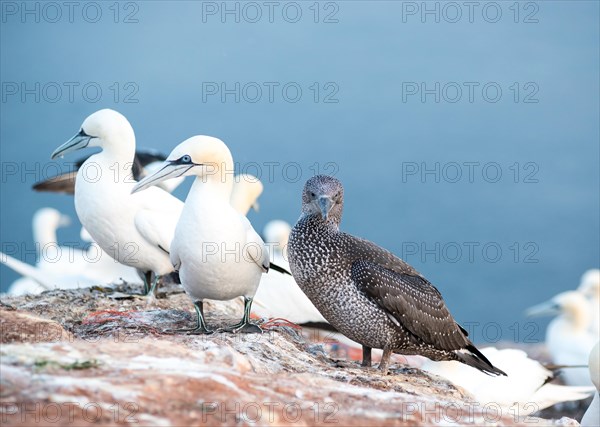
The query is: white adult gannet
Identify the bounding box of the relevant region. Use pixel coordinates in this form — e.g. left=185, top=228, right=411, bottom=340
left=50, top=109, right=184, bottom=296
left=252, top=220, right=327, bottom=325
left=527, top=291, right=597, bottom=386
left=581, top=341, right=600, bottom=427
left=579, top=269, right=600, bottom=335
left=230, top=174, right=263, bottom=215
left=132, top=135, right=270, bottom=333
left=420, top=347, right=594, bottom=415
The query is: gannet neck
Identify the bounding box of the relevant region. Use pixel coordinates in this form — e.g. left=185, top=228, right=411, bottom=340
left=98, top=132, right=136, bottom=164
left=188, top=174, right=233, bottom=205
left=32, top=210, right=60, bottom=250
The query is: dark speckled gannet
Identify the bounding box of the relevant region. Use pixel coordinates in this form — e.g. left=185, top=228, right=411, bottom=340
left=132, top=136, right=282, bottom=334
left=288, top=175, right=507, bottom=376
left=50, top=109, right=184, bottom=296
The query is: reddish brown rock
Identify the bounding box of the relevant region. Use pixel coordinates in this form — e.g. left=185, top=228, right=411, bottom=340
left=0, top=285, right=579, bottom=426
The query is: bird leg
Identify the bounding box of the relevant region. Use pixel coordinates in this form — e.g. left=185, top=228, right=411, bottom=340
left=361, top=345, right=372, bottom=367
left=146, top=274, right=160, bottom=297
left=169, top=300, right=213, bottom=334
left=222, top=297, right=262, bottom=334
left=379, top=346, right=393, bottom=373
left=142, top=271, right=153, bottom=294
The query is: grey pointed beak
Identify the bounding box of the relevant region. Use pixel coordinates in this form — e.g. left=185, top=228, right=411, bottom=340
left=318, top=196, right=334, bottom=220
left=525, top=300, right=561, bottom=317
left=51, top=130, right=92, bottom=159
left=131, top=161, right=192, bottom=194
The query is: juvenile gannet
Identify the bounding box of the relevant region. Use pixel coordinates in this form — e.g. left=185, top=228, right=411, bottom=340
left=50, top=109, right=184, bottom=296
left=288, top=175, right=506, bottom=375
left=581, top=341, right=600, bottom=427
left=132, top=136, right=271, bottom=333
left=527, top=291, right=597, bottom=386
left=420, top=347, right=594, bottom=414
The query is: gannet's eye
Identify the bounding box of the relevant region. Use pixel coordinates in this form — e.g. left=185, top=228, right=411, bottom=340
left=310, top=192, right=316, bottom=198
left=181, top=155, right=192, bottom=163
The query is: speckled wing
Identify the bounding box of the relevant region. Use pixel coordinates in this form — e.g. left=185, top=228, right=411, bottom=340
left=349, top=238, right=469, bottom=350
left=342, top=233, right=421, bottom=276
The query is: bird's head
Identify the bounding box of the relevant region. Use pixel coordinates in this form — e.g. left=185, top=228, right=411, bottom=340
left=526, top=290, right=589, bottom=324
left=578, top=269, right=600, bottom=300
left=33, top=207, right=70, bottom=231
left=301, top=175, right=344, bottom=225
left=131, top=135, right=233, bottom=194
left=51, top=109, right=134, bottom=160
left=230, top=174, right=264, bottom=215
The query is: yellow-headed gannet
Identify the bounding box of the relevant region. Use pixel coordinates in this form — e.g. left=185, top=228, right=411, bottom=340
left=527, top=291, right=597, bottom=386
left=50, top=109, right=184, bottom=296
left=132, top=135, right=283, bottom=333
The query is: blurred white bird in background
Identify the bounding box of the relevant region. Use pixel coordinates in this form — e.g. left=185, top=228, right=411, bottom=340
left=578, top=269, right=600, bottom=335
left=527, top=289, right=598, bottom=386
left=1, top=207, right=140, bottom=295
left=581, top=341, right=600, bottom=427
left=420, top=347, right=594, bottom=415
left=230, top=173, right=264, bottom=215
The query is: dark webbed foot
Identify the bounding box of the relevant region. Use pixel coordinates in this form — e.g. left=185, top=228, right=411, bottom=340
left=220, top=296, right=262, bottom=334
left=361, top=345, right=372, bottom=367
left=167, top=300, right=212, bottom=334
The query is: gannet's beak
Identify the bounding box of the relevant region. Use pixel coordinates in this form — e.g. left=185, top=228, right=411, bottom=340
left=131, top=160, right=193, bottom=194
left=51, top=130, right=93, bottom=159
left=318, top=196, right=334, bottom=220
left=252, top=201, right=260, bottom=213
left=525, top=300, right=561, bottom=317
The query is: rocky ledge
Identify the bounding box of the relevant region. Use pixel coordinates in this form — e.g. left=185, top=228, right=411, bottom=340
left=0, top=284, right=579, bottom=426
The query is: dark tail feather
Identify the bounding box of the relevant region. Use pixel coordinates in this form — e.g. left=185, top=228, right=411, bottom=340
left=32, top=172, right=77, bottom=194
left=455, top=344, right=507, bottom=377
left=300, top=321, right=337, bottom=332
left=269, top=262, right=292, bottom=276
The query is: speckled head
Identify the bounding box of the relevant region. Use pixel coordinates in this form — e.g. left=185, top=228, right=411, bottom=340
left=301, top=175, right=344, bottom=225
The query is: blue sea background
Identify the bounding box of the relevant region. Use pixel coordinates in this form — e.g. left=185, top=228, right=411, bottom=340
left=1, top=1, right=598, bottom=343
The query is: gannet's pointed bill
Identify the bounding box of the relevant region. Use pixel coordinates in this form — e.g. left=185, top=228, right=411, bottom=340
left=525, top=300, right=561, bottom=317
left=318, top=196, right=333, bottom=220
left=51, top=129, right=93, bottom=159
left=132, top=156, right=197, bottom=194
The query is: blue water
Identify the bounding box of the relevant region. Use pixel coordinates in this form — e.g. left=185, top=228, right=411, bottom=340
left=1, top=1, right=598, bottom=343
